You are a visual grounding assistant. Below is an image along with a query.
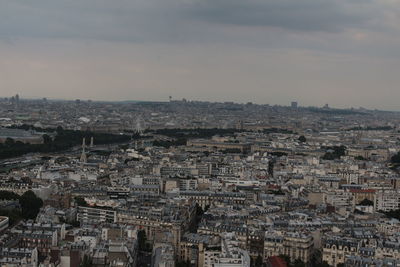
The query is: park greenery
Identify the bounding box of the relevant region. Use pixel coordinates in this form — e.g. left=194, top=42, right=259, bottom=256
left=149, top=127, right=296, bottom=148
left=103, top=128, right=240, bottom=148
left=176, top=260, right=191, bottom=267
left=75, top=197, right=89, bottom=207
left=355, top=155, right=367, bottom=161
left=305, top=107, right=368, bottom=116
left=347, top=126, right=393, bottom=131
left=321, top=146, right=347, bottom=160
left=148, top=128, right=243, bottom=139
left=389, top=151, right=400, bottom=170
left=382, top=209, right=400, bottom=220
left=278, top=255, right=306, bottom=267
left=262, top=128, right=294, bottom=134
left=270, top=151, right=288, bottom=157
left=79, top=255, right=93, bottom=267
left=137, top=230, right=152, bottom=252
left=0, top=125, right=304, bottom=160
left=0, top=125, right=131, bottom=160
left=0, top=190, right=43, bottom=225
left=268, top=160, right=274, bottom=176
left=149, top=128, right=243, bottom=148
left=391, top=151, right=400, bottom=164
left=358, top=198, right=374, bottom=206
left=298, top=135, right=307, bottom=143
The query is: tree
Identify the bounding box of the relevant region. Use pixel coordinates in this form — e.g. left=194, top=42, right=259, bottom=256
left=189, top=204, right=204, bottom=233
left=56, top=126, right=64, bottom=134
left=276, top=255, right=307, bottom=267
left=119, top=144, right=129, bottom=150
left=0, top=125, right=130, bottom=160
left=19, top=190, right=43, bottom=220
left=80, top=255, right=93, bottom=267
left=391, top=152, right=400, bottom=164
left=268, top=161, right=274, bottom=176
left=255, top=255, right=263, bottom=267
left=0, top=208, right=22, bottom=226
left=0, top=191, right=20, bottom=200
left=292, top=259, right=306, bottom=267
left=298, top=136, right=307, bottom=143
left=196, top=204, right=204, bottom=217
left=382, top=209, right=400, bottom=220
left=42, top=134, right=52, bottom=145
left=272, top=189, right=285, bottom=195
left=322, top=145, right=346, bottom=160
left=176, top=260, right=191, bottom=267
left=271, top=152, right=288, bottom=157
left=138, top=230, right=147, bottom=251
left=4, top=138, right=15, bottom=146
left=355, top=155, right=366, bottom=160
left=359, top=198, right=374, bottom=206
left=310, top=249, right=326, bottom=267
left=75, top=197, right=88, bottom=207
left=278, top=255, right=291, bottom=265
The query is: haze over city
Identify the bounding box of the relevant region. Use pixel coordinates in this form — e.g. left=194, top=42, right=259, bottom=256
left=2, top=2, right=400, bottom=267
left=1, top=0, right=400, bottom=110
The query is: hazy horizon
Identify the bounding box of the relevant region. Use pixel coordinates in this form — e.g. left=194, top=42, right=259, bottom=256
left=1, top=1, right=400, bottom=110
left=2, top=95, right=396, bottom=112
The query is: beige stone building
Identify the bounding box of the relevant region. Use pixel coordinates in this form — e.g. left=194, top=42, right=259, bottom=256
left=322, top=237, right=359, bottom=266
left=263, top=231, right=314, bottom=264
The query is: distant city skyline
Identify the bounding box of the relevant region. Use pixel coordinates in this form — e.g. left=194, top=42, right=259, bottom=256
left=0, top=94, right=372, bottom=110
left=0, top=93, right=395, bottom=112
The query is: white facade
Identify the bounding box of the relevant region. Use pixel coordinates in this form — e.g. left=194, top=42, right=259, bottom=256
left=204, top=233, right=250, bottom=267
left=374, top=190, right=400, bottom=212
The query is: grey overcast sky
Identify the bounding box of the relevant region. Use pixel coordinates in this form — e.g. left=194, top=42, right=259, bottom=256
left=1, top=0, right=400, bottom=110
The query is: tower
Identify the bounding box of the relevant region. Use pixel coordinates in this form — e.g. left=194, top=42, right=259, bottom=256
left=134, top=117, right=144, bottom=135
left=15, top=94, right=20, bottom=109
left=80, top=138, right=87, bottom=163
left=236, top=120, right=244, bottom=130
left=36, top=166, right=43, bottom=179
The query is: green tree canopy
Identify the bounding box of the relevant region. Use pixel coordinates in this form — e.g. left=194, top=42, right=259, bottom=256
left=298, top=135, right=307, bottom=143
left=42, top=134, right=52, bottom=145
left=391, top=152, right=400, bottom=164
left=75, top=197, right=88, bottom=207
left=138, top=230, right=147, bottom=251
left=322, top=145, right=346, bottom=160
left=292, top=259, right=306, bottom=267
left=359, top=198, right=374, bottom=206
left=4, top=138, right=15, bottom=146
left=255, top=255, right=263, bottom=267
left=19, top=190, right=43, bottom=220
left=0, top=191, right=20, bottom=200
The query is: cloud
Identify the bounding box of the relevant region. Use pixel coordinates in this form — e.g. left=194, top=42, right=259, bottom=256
left=189, top=0, right=377, bottom=32
left=1, top=0, right=400, bottom=110
left=0, top=0, right=385, bottom=44
left=0, top=0, right=188, bottom=42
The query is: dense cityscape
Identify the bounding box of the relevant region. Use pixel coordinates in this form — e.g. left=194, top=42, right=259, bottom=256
left=3, top=0, right=400, bottom=265
left=0, top=95, right=400, bottom=266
